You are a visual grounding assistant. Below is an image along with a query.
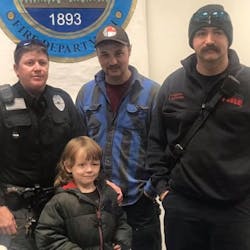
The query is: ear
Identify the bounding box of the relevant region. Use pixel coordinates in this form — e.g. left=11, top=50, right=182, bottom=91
left=13, top=64, right=19, bottom=76
left=64, top=161, right=72, bottom=173
left=128, top=45, right=132, bottom=56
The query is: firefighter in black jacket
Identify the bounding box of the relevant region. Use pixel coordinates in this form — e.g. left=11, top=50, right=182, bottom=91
left=147, top=4, right=250, bottom=250
left=0, top=39, right=85, bottom=249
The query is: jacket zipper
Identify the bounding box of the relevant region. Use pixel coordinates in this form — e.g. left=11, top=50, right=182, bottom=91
left=96, top=186, right=104, bottom=250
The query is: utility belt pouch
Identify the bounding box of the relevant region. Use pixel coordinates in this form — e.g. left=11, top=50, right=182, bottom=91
left=4, top=190, right=25, bottom=211
left=2, top=185, right=54, bottom=212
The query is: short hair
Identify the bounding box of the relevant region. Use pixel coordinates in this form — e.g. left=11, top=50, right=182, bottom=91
left=14, top=39, right=48, bottom=64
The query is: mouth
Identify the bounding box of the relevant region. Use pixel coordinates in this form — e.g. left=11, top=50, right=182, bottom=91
left=108, top=66, right=119, bottom=71
left=33, top=76, right=43, bottom=80
left=202, top=46, right=220, bottom=54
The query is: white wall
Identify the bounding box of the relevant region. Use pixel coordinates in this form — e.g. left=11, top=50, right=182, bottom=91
left=1, top=1, right=250, bottom=97
left=146, top=0, right=250, bottom=84
left=0, top=0, right=148, bottom=101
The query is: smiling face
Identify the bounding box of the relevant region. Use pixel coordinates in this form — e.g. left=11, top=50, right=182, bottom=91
left=14, top=49, right=49, bottom=96
left=66, top=148, right=101, bottom=193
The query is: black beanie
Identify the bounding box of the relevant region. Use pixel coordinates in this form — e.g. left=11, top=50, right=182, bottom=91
left=188, top=4, right=233, bottom=48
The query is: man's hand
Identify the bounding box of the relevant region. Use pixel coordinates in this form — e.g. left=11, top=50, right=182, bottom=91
left=106, top=180, right=123, bottom=205
left=160, top=190, right=169, bottom=202
left=113, top=244, right=121, bottom=250
left=0, top=206, right=17, bottom=235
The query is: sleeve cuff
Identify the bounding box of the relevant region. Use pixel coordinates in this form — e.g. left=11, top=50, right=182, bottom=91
left=144, top=180, right=157, bottom=199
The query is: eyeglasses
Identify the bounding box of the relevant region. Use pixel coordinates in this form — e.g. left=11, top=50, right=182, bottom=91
left=15, top=39, right=47, bottom=51
left=193, top=10, right=231, bottom=24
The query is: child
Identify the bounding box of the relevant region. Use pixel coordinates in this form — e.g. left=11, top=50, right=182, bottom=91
left=35, top=136, right=131, bottom=250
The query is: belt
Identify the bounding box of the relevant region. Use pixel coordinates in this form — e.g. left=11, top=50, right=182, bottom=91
left=1, top=184, right=54, bottom=211
left=1, top=185, right=30, bottom=211
left=3, top=184, right=28, bottom=193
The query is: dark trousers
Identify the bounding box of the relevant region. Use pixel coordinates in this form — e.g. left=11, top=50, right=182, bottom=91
left=123, top=194, right=162, bottom=250
left=0, top=208, right=37, bottom=250
left=0, top=190, right=37, bottom=250
left=163, top=190, right=250, bottom=250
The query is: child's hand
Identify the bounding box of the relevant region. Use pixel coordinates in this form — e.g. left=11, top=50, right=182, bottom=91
left=113, top=244, right=121, bottom=250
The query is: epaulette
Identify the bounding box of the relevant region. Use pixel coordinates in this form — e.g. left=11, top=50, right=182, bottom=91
left=0, top=84, right=14, bottom=104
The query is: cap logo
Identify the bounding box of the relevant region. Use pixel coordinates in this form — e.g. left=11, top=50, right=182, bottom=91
left=103, top=26, right=117, bottom=38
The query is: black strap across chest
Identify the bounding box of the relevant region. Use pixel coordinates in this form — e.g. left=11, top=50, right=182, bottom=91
left=171, top=67, right=243, bottom=160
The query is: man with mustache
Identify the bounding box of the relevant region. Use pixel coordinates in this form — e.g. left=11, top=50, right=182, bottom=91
left=76, top=25, right=162, bottom=250
left=147, top=4, right=250, bottom=250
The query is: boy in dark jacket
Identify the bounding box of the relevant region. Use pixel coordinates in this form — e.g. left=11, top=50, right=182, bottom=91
left=35, top=136, right=131, bottom=250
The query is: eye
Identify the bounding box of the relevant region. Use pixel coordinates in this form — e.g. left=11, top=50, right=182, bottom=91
left=214, top=29, right=224, bottom=36
left=25, top=60, right=35, bottom=66
left=195, top=30, right=206, bottom=37
left=77, top=162, right=86, bottom=168
left=91, top=161, right=100, bottom=166
left=98, top=51, right=109, bottom=58
left=115, top=51, right=124, bottom=57
left=39, top=60, right=48, bottom=66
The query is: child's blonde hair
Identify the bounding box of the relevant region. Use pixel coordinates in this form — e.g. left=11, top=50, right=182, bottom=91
left=54, top=136, right=102, bottom=187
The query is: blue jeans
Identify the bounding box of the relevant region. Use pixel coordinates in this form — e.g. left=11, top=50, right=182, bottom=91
left=163, top=190, right=250, bottom=250
left=124, top=194, right=162, bottom=250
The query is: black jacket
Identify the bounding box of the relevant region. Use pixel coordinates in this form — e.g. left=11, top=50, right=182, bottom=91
left=0, top=82, right=85, bottom=188
left=147, top=49, right=250, bottom=203
left=35, top=181, right=132, bottom=250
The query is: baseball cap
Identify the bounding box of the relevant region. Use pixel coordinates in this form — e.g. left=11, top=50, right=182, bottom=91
left=95, top=25, right=130, bottom=47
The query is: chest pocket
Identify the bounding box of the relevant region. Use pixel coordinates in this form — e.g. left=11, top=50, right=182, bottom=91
left=52, top=110, right=70, bottom=124
left=83, top=104, right=102, bottom=137
left=3, top=111, right=31, bottom=127
left=40, top=109, right=72, bottom=145
left=2, top=109, right=31, bottom=140
left=120, top=104, right=149, bottom=130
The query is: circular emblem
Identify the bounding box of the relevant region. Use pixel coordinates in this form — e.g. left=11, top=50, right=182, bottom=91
left=103, top=26, right=117, bottom=37
left=0, top=0, right=137, bottom=62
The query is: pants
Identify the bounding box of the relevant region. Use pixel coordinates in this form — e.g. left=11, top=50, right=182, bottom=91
left=0, top=189, right=37, bottom=250
left=123, top=194, right=162, bottom=250
left=0, top=208, right=37, bottom=250
left=162, top=190, right=250, bottom=250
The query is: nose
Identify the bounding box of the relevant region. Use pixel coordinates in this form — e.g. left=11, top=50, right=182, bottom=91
left=109, top=55, right=118, bottom=65
left=85, top=163, right=93, bottom=172
left=33, top=62, right=42, bottom=71
left=204, top=32, right=215, bottom=45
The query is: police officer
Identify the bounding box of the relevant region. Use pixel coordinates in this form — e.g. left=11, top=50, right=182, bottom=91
left=0, top=39, right=85, bottom=249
